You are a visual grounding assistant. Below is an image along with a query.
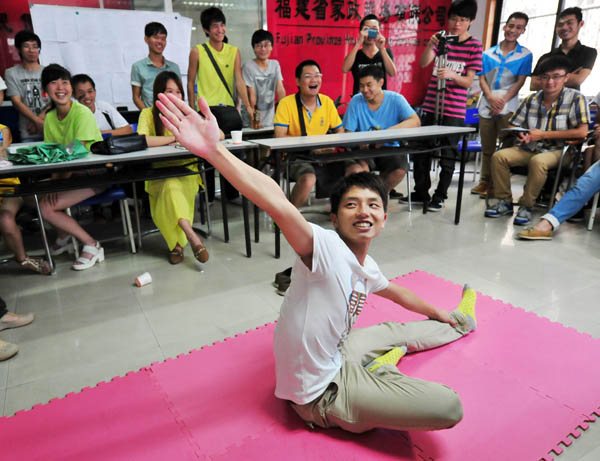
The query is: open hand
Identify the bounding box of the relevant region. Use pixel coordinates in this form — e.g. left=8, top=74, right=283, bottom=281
left=156, top=93, right=221, bottom=161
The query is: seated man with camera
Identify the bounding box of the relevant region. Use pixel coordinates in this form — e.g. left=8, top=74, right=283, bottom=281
left=484, top=55, right=589, bottom=226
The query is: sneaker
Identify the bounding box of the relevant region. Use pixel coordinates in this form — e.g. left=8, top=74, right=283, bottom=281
left=513, top=206, right=532, bottom=226
left=428, top=199, right=444, bottom=211
left=389, top=189, right=404, bottom=199
left=484, top=200, right=513, bottom=218
left=0, top=312, right=35, bottom=331
left=399, top=193, right=426, bottom=205
left=566, top=208, right=585, bottom=223
left=470, top=183, right=488, bottom=196
left=274, top=267, right=292, bottom=296
left=517, top=227, right=553, bottom=240
left=0, top=340, right=18, bottom=361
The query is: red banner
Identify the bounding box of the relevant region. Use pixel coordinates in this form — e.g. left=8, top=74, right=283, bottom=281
left=267, top=0, right=452, bottom=108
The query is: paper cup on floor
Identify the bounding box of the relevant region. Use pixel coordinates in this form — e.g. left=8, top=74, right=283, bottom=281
left=135, top=272, right=152, bottom=287
left=231, top=130, right=243, bottom=144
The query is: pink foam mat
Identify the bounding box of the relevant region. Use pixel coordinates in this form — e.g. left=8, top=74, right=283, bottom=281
left=1, top=270, right=599, bottom=460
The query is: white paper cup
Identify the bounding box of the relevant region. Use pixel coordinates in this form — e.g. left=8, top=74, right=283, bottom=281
left=231, top=130, right=243, bottom=144
left=135, top=272, right=152, bottom=287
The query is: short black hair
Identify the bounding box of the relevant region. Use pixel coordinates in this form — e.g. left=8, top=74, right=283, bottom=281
left=251, top=29, right=274, bottom=47
left=536, top=55, right=572, bottom=75
left=201, top=7, right=226, bottom=35
left=507, top=12, right=529, bottom=25
left=358, top=65, right=385, bottom=82
left=42, top=63, right=71, bottom=91
left=330, top=173, right=388, bottom=215
left=14, top=30, right=41, bottom=59
left=295, top=60, right=321, bottom=79
left=71, top=74, right=95, bottom=89
left=448, top=0, right=477, bottom=20
left=145, top=22, right=167, bottom=37
left=559, top=7, right=583, bottom=23
left=359, top=14, right=380, bottom=31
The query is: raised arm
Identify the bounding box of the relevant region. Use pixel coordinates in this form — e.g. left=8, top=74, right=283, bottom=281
left=377, top=37, right=397, bottom=77
left=420, top=33, right=438, bottom=67
left=157, top=93, right=313, bottom=261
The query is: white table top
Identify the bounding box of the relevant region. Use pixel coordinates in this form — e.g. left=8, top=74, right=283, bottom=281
left=1, top=140, right=255, bottom=177
left=252, top=125, right=474, bottom=150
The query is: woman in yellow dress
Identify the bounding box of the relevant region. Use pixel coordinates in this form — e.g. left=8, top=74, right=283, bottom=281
left=138, top=71, right=220, bottom=265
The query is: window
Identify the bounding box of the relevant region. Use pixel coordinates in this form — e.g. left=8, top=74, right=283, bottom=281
left=500, top=1, right=600, bottom=97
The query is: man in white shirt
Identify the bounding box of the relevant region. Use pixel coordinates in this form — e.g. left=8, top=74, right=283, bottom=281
left=156, top=93, right=478, bottom=433
left=72, top=74, right=132, bottom=137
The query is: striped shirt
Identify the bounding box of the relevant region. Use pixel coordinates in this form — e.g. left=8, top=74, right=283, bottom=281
left=510, top=87, right=590, bottom=151
left=422, top=35, right=483, bottom=120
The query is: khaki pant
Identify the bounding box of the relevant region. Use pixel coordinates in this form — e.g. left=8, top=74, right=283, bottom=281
left=291, top=311, right=473, bottom=433
left=491, top=146, right=563, bottom=208
left=478, top=113, right=513, bottom=185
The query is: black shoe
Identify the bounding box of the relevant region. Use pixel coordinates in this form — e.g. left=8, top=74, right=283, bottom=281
left=567, top=208, right=585, bottom=223
left=428, top=199, right=444, bottom=211
left=399, top=193, right=426, bottom=205
left=389, top=189, right=404, bottom=199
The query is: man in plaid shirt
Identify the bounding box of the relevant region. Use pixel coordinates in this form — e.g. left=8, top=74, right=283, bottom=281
left=484, top=55, right=589, bottom=226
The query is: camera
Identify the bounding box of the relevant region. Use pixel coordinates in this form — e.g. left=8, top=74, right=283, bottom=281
left=436, top=31, right=459, bottom=44
left=367, top=29, right=378, bottom=39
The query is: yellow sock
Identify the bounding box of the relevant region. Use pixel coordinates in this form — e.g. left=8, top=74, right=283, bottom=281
left=366, top=346, right=407, bottom=372
left=457, top=284, right=477, bottom=330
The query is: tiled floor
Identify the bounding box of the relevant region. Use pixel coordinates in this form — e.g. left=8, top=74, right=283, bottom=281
left=0, top=170, right=598, bottom=459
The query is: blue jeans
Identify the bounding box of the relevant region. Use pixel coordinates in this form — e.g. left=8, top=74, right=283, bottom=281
left=543, top=160, right=600, bottom=229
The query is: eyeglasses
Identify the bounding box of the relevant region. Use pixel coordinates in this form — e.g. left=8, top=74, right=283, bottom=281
left=22, top=44, right=40, bottom=50
left=254, top=42, right=272, bottom=49
left=540, top=73, right=567, bottom=81
left=302, top=73, right=322, bottom=80
left=448, top=15, right=471, bottom=23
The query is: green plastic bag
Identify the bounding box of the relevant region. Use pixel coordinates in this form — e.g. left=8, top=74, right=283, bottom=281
left=9, top=140, right=89, bottom=165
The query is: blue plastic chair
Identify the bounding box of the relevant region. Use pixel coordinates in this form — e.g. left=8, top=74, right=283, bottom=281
left=457, top=107, right=482, bottom=182
left=66, top=186, right=136, bottom=257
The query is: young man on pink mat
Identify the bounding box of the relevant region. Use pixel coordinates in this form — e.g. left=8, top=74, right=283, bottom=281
left=156, top=93, right=478, bottom=433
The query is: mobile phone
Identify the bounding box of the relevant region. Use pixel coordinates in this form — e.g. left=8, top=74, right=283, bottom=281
left=367, top=29, right=378, bottom=39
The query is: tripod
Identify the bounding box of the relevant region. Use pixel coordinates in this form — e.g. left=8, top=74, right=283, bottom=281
left=434, top=31, right=453, bottom=125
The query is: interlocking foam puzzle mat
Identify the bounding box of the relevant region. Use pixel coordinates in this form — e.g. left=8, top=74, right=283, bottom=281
left=1, top=271, right=599, bottom=460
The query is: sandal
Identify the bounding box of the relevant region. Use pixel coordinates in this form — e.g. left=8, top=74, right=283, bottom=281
left=19, top=257, right=51, bottom=275
left=192, top=243, right=209, bottom=263
left=51, top=235, right=75, bottom=256
left=72, top=242, right=104, bottom=271
left=168, top=247, right=184, bottom=265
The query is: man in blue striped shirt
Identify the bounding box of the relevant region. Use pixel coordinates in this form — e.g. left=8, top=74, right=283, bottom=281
left=471, top=12, right=532, bottom=197
left=484, top=55, right=589, bottom=226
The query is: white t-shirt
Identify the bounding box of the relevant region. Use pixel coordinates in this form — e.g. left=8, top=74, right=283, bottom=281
left=273, top=224, right=389, bottom=404
left=94, top=100, right=129, bottom=131
left=0, top=77, right=6, bottom=91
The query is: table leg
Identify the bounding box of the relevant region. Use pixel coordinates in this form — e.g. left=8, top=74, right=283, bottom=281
left=132, top=183, right=143, bottom=250
left=219, top=172, right=229, bottom=242
left=33, top=193, right=55, bottom=275
left=243, top=196, right=251, bottom=257
left=252, top=147, right=259, bottom=243
left=274, top=150, right=281, bottom=259
left=454, top=134, right=468, bottom=225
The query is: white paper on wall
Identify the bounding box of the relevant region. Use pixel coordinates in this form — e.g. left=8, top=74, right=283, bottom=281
left=31, top=5, right=192, bottom=109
